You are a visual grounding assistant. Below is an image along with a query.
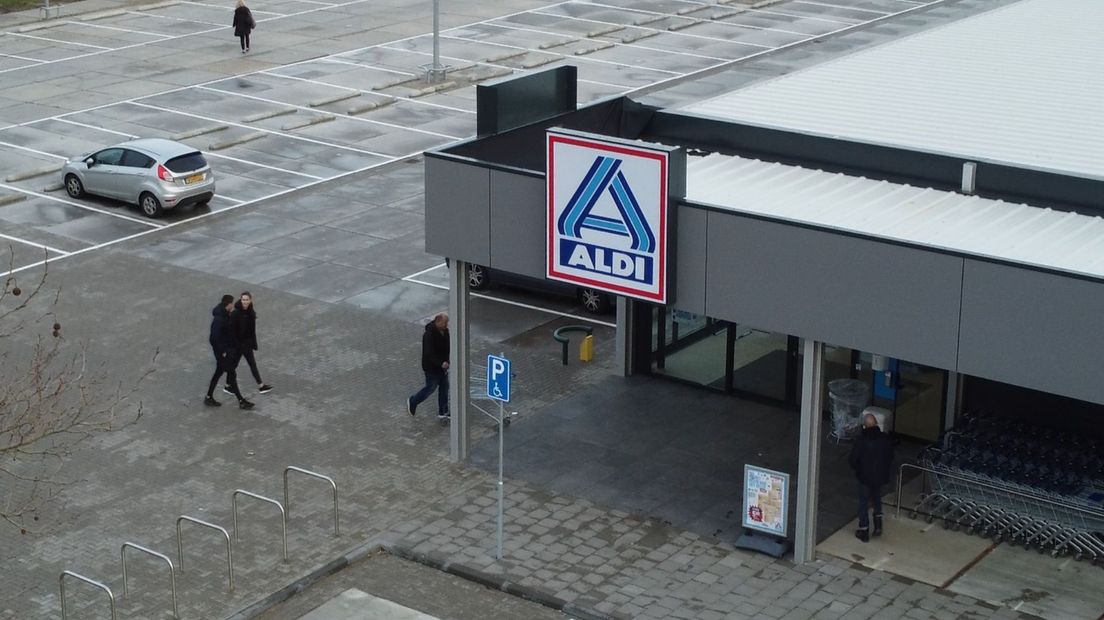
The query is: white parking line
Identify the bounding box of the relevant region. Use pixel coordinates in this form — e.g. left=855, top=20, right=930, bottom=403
left=129, top=101, right=393, bottom=158
left=572, top=0, right=814, bottom=37
left=0, top=182, right=163, bottom=228
left=435, top=35, right=684, bottom=74
left=378, top=46, right=628, bottom=90
left=62, top=20, right=174, bottom=38
left=211, top=194, right=245, bottom=203
left=8, top=32, right=113, bottom=50
left=258, top=70, right=474, bottom=114
left=50, top=117, right=137, bottom=138
left=0, top=232, right=72, bottom=257
left=529, top=9, right=772, bottom=49
left=403, top=275, right=617, bottom=328
left=401, top=262, right=446, bottom=281
left=203, top=151, right=324, bottom=180
left=488, top=21, right=731, bottom=62
left=0, top=51, right=46, bottom=63
left=0, top=139, right=67, bottom=160
left=316, top=57, right=419, bottom=78
left=177, top=0, right=285, bottom=16
left=124, top=9, right=227, bottom=28
left=196, top=85, right=463, bottom=140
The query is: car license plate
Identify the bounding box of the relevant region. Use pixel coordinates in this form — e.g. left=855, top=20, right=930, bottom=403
left=185, top=173, right=204, bottom=184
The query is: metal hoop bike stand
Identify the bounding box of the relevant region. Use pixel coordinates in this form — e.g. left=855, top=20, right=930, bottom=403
left=59, top=570, right=117, bottom=620
left=283, top=466, right=339, bottom=536
left=231, top=490, right=288, bottom=562
left=175, top=515, right=234, bottom=590
left=120, top=542, right=179, bottom=618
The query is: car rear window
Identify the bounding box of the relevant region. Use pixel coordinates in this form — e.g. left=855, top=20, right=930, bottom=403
left=164, top=152, right=208, bottom=173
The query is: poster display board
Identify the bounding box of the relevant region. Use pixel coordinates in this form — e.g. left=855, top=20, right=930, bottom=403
left=743, top=464, right=790, bottom=537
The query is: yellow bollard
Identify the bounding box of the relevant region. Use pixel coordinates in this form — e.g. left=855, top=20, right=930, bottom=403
left=579, top=334, right=594, bottom=362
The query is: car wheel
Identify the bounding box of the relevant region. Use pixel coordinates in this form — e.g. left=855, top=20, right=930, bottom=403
left=64, top=175, right=84, bottom=198
left=468, top=264, right=490, bottom=290
left=139, top=192, right=163, bottom=218
left=579, top=287, right=611, bottom=314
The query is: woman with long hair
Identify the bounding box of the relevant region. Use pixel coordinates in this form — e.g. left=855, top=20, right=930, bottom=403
left=232, top=0, right=255, bottom=53
left=226, top=292, right=274, bottom=395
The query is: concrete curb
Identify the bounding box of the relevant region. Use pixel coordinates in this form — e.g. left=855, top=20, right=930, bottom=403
left=0, top=193, right=27, bottom=207
left=5, top=163, right=61, bottom=183
left=224, top=538, right=627, bottom=620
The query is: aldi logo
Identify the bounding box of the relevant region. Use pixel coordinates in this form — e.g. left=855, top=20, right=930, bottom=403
left=547, top=131, right=670, bottom=304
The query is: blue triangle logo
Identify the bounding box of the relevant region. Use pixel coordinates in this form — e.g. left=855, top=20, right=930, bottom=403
left=556, top=156, right=656, bottom=253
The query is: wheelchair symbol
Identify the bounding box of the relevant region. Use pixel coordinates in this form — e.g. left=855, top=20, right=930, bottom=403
left=492, top=384, right=504, bottom=398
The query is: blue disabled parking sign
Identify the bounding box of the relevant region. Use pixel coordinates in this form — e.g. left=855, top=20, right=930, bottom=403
left=487, top=354, right=511, bottom=402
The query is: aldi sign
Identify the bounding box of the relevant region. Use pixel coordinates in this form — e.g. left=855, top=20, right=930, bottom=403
left=547, top=130, right=674, bottom=304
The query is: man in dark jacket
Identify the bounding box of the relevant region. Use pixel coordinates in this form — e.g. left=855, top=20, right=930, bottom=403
left=849, top=413, right=893, bottom=541
left=406, top=313, right=450, bottom=419
left=226, top=292, right=272, bottom=395
left=206, top=294, right=253, bottom=409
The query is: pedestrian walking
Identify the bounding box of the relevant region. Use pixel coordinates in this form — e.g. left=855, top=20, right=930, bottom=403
left=232, top=0, right=255, bottom=54
left=406, top=313, right=450, bottom=420
left=205, top=294, right=254, bottom=410
left=849, top=412, right=893, bottom=542
left=225, top=292, right=273, bottom=396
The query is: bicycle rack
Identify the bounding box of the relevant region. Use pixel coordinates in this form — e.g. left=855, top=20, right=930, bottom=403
left=59, top=570, right=116, bottom=620
left=176, top=515, right=234, bottom=590
left=283, top=466, right=339, bottom=536
left=232, top=490, right=288, bottom=562
left=121, top=542, right=179, bottom=618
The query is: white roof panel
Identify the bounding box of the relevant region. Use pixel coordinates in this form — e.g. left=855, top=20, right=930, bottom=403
left=685, top=154, right=1104, bottom=280
left=681, top=0, right=1104, bottom=180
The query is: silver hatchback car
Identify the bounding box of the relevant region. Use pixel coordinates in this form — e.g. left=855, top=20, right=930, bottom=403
left=61, top=138, right=216, bottom=218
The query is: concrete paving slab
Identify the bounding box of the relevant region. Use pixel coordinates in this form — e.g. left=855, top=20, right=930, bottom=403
left=343, top=278, right=447, bottom=323
left=299, top=588, right=439, bottom=620
left=0, top=195, right=152, bottom=247
left=818, top=512, right=995, bottom=588
left=948, top=544, right=1104, bottom=620
left=260, top=261, right=392, bottom=303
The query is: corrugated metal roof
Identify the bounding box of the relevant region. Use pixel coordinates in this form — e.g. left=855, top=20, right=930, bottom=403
left=681, top=0, right=1104, bottom=180
left=685, top=153, right=1104, bottom=279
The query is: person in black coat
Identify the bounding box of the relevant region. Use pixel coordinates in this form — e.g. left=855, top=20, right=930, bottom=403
left=206, top=294, right=253, bottom=409
left=226, top=292, right=272, bottom=395
left=232, top=0, right=255, bottom=53
left=406, top=313, right=450, bottom=419
left=849, top=413, right=894, bottom=541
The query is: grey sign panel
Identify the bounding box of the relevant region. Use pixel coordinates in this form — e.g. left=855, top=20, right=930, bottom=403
left=959, top=260, right=1104, bottom=406
left=670, top=204, right=706, bottom=314
left=703, top=212, right=963, bottom=369
left=425, top=156, right=490, bottom=265
left=489, top=170, right=546, bottom=279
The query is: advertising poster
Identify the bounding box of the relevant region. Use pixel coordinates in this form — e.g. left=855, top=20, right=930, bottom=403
left=743, top=464, right=790, bottom=537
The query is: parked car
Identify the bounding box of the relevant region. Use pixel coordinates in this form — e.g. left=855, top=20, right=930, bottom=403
left=464, top=263, right=613, bottom=314
left=61, top=138, right=215, bottom=218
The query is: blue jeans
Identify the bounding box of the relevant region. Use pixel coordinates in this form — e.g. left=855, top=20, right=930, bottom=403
left=410, top=370, right=448, bottom=415
left=858, top=483, right=883, bottom=529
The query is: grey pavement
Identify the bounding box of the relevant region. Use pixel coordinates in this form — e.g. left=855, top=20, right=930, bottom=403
left=0, top=0, right=1067, bottom=619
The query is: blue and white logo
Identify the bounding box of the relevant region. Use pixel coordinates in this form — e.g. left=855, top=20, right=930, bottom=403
left=487, top=354, right=510, bottom=403
left=547, top=132, right=669, bottom=303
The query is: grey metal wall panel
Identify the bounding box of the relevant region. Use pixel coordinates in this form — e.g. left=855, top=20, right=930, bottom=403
left=489, top=170, right=546, bottom=279
left=670, top=205, right=706, bottom=314
left=424, top=157, right=490, bottom=265
left=959, top=260, right=1104, bottom=405
left=704, top=212, right=963, bottom=369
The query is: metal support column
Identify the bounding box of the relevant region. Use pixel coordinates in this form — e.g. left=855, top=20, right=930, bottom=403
left=943, top=371, right=963, bottom=432
left=615, top=297, right=633, bottom=376
left=794, top=339, right=824, bottom=564
left=449, top=259, right=471, bottom=463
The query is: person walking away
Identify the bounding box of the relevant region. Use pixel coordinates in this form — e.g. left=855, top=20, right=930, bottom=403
left=206, top=294, right=254, bottom=409
left=226, top=292, right=273, bottom=396
left=233, top=0, right=255, bottom=53
left=849, top=413, right=893, bottom=541
left=406, top=313, right=450, bottom=420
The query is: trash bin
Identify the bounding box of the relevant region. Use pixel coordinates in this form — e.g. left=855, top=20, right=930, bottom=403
left=828, top=378, right=870, bottom=441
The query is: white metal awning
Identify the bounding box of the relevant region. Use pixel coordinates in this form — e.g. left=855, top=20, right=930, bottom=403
left=681, top=0, right=1104, bottom=181
left=685, top=153, right=1104, bottom=280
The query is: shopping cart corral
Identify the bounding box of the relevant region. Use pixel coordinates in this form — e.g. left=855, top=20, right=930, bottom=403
left=895, top=411, right=1104, bottom=565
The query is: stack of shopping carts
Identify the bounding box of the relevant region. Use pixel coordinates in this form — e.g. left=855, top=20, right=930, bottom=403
left=910, top=411, right=1104, bottom=564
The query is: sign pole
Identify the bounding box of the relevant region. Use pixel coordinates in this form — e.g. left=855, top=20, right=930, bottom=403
left=497, top=397, right=504, bottom=560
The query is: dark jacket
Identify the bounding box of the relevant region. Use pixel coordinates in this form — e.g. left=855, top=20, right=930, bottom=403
left=420, top=321, right=449, bottom=373
left=230, top=300, right=258, bottom=352
left=849, top=426, right=894, bottom=487
left=209, top=304, right=234, bottom=354
left=232, top=6, right=254, bottom=37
